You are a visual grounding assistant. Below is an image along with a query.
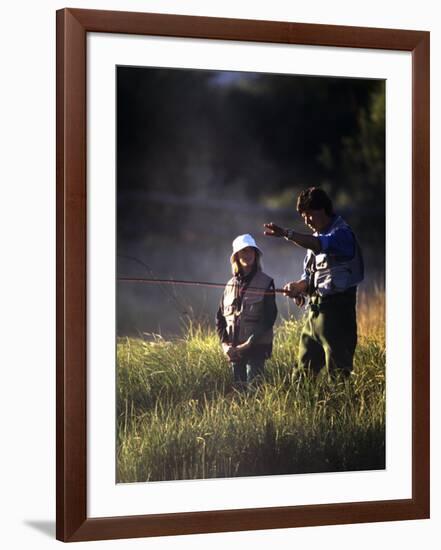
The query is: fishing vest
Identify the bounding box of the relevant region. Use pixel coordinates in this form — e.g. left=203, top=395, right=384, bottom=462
left=306, top=216, right=364, bottom=297
left=222, top=270, right=274, bottom=345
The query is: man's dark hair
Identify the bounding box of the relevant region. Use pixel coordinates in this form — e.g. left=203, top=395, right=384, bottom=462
left=296, top=187, right=334, bottom=216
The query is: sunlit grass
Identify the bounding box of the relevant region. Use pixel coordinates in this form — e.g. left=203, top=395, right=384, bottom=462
left=357, top=283, right=385, bottom=341
left=116, top=292, right=385, bottom=482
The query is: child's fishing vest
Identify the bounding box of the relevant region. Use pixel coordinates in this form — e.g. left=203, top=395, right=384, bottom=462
left=305, top=216, right=364, bottom=297
left=222, top=271, right=274, bottom=345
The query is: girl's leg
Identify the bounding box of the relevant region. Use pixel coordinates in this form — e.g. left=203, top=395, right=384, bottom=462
left=231, top=361, right=247, bottom=389
left=246, top=357, right=265, bottom=384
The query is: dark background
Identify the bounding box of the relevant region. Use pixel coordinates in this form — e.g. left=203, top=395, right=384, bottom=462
left=117, top=66, right=385, bottom=336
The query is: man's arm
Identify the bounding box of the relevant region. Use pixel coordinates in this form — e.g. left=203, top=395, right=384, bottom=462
left=319, top=227, right=355, bottom=259
left=264, top=223, right=321, bottom=254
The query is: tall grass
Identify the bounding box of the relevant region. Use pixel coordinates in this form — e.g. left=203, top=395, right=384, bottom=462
left=357, top=283, right=385, bottom=340
left=116, top=293, right=385, bottom=482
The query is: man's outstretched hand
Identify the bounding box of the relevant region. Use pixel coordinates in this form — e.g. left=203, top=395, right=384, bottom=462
left=263, top=223, right=287, bottom=238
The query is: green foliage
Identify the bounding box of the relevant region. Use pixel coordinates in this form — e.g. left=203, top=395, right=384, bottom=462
left=116, top=318, right=385, bottom=483
left=318, top=84, right=385, bottom=210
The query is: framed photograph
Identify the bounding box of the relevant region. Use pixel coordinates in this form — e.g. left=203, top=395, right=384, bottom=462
left=56, top=8, right=429, bottom=542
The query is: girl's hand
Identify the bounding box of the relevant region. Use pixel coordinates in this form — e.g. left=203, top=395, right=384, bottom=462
left=235, top=335, right=254, bottom=353
left=222, top=343, right=239, bottom=361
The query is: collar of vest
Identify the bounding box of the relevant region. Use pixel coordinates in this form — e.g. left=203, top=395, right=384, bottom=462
left=235, top=265, right=257, bottom=284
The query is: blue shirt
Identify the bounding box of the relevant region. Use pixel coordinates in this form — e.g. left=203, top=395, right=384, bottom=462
left=301, top=216, right=355, bottom=282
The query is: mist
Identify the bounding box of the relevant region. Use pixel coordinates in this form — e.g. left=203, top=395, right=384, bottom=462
left=117, top=67, right=385, bottom=337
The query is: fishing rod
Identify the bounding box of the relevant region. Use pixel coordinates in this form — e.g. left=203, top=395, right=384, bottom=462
left=117, top=254, right=190, bottom=315
left=117, top=276, right=288, bottom=296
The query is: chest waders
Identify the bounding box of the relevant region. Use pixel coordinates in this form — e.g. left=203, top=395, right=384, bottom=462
left=298, top=218, right=363, bottom=377
left=298, top=287, right=358, bottom=377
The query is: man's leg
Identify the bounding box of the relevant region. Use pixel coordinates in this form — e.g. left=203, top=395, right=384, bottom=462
left=298, top=312, right=326, bottom=376
left=316, top=301, right=357, bottom=376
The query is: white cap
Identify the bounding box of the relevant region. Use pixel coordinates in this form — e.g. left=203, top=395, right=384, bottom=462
left=230, top=234, right=262, bottom=262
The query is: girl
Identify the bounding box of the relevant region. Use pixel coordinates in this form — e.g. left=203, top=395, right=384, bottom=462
left=216, top=234, right=277, bottom=387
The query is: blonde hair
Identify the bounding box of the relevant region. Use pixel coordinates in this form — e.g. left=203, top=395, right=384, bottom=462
left=231, top=248, right=262, bottom=275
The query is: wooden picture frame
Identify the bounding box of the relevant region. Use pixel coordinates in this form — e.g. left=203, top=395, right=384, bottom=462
left=56, top=8, right=430, bottom=542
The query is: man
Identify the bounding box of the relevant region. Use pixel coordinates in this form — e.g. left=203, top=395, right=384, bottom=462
left=264, top=187, right=364, bottom=377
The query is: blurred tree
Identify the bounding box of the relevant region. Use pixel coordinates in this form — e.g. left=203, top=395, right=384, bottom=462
left=317, top=83, right=385, bottom=248
left=117, top=67, right=385, bottom=249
